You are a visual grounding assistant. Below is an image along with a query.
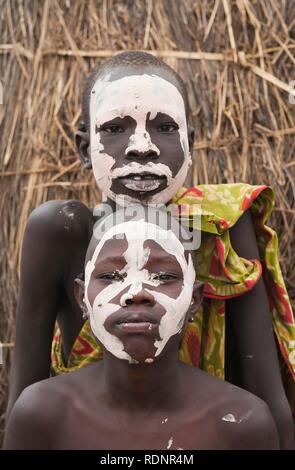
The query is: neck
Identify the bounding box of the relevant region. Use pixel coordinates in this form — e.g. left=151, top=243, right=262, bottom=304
left=101, top=348, right=183, bottom=412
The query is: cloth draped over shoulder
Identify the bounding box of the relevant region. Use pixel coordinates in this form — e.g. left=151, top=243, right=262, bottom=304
left=51, top=183, right=295, bottom=400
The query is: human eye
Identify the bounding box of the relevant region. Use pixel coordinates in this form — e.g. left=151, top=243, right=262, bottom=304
left=150, top=272, right=179, bottom=282
left=97, top=271, right=125, bottom=282
left=157, top=123, right=179, bottom=133
left=97, top=124, right=124, bottom=134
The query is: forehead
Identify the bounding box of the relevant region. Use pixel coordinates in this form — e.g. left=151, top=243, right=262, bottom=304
left=93, top=237, right=182, bottom=268
left=90, top=220, right=186, bottom=264
left=90, top=72, right=186, bottom=124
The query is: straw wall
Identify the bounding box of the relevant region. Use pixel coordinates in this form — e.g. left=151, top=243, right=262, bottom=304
left=1, top=0, right=295, bottom=442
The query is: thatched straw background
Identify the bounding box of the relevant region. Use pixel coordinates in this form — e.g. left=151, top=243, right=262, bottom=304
left=1, top=0, right=295, bottom=443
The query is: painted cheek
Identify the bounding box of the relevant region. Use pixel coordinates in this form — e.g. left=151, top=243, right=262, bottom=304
left=148, top=132, right=184, bottom=175
left=98, top=120, right=136, bottom=165
left=147, top=280, right=182, bottom=299
left=145, top=116, right=185, bottom=176
left=104, top=284, right=131, bottom=306
left=86, top=279, right=100, bottom=309
left=98, top=133, right=130, bottom=159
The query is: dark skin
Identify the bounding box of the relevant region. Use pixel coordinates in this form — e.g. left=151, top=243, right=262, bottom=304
left=4, top=236, right=279, bottom=450
left=7, top=64, right=294, bottom=448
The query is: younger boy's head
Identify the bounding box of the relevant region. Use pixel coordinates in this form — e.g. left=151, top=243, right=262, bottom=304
left=75, top=206, right=202, bottom=365
left=76, top=51, right=194, bottom=205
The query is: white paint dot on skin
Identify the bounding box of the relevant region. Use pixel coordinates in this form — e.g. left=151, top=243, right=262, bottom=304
left=129, top=358, right=139, bottom=365
left=61, top=205, right=75, bottom=219
left=222, top=410, right=253, bottom=424
left=161, top=417, right=168, bottom=424
left=245, top=354, right=254, bottom=359
left=167, top=437, right=173, bottom=449
left=145, top=358, right=154, bottom=363
left=222, top=413, right=237, bottom=423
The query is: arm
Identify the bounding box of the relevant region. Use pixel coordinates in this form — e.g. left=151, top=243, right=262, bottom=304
left=7, top=201, right=68, bottom=417
left=227, top=210, right=294, bottom=450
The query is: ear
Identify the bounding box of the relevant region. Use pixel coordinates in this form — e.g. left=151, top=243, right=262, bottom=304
left=187, top=281, right=204, bottom=322
left=187, top=127, right=195, bottom=155
left=75, top=130, right=92, bottom=169
left=74, top=278, right=86, bottom=312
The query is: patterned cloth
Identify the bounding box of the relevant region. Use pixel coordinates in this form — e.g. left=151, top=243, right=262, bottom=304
left=51, top=184, right=295, bottom=399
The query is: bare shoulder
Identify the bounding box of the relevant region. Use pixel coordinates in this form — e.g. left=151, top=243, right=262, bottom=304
left=4, top=364, right=102, bottom=450
left=185, top=367, right=279, bottom=449
left=18, top=199, right=94, bottom=285
left=26, top=199, right=93, bottom=241
left=219, top=387, right=279, bottom=449
left=201, top=371, right=279, bottom=449
left=3, top=378, right=64, bottom=449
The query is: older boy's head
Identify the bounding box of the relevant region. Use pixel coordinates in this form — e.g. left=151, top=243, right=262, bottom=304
left=76, top=51, right=194, bottom=205
left=82, top=51, right=190, bottom=128
left=75, top=205, right=202, bottom=365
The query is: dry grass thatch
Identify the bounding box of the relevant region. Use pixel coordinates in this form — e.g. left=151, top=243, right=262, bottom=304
left=1, top=0, right=295, bottom=443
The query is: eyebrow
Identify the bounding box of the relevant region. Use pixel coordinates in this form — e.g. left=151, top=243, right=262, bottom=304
left=94, top=253, right=181, bottom=269
left=147, top=254, right=176, bottom=262
left=145, top=254, right=182, bottom=270
left=94, top=255, right=126, bottom=266
left=148, top=113, right=177, bottom=122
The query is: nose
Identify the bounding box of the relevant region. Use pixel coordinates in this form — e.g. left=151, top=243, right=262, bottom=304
left=126, top=148, right=159, bottom=159
left=120, top=289, right=155, bottom=307
left=125, top=131, right=160, bottom=160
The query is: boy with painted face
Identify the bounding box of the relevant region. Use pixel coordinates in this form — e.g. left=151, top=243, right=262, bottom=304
left=8, top=52, right=294, bottom=449
left=88, top=67, right=191, bottom=205
left=4, top=209, right=279, bottom=450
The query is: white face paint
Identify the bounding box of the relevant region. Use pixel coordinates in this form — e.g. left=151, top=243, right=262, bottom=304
left=90, top=74, right=191, bottom=205
left=84, top=220, right=195, bottom=363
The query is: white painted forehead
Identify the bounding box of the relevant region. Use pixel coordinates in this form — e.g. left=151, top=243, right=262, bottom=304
left=90, top=219, right=187, bottom=266
left=90, top=73, right=187, bottom=125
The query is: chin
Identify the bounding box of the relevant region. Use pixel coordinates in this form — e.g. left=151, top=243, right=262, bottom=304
left=122, top=341, right=157, bottom=364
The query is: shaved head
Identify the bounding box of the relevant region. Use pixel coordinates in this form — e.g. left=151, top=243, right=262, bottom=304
left=82, top=51, right=190, bottom=131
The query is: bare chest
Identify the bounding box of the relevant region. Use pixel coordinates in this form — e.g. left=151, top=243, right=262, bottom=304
left=52, top=404, right=226, bottom=450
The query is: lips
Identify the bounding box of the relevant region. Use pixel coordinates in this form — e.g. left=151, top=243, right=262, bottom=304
left=115, top=312, right=158, bottom=333
left=116, top=173, right=167, bottom=192
left=116, top=312, right=157, bottom=325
